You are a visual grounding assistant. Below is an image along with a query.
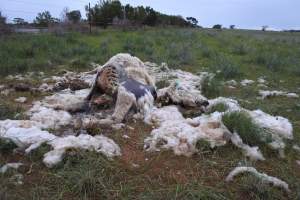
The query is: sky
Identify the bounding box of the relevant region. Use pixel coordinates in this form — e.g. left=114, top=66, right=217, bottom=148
left=1, top=0, right=300, bottom=30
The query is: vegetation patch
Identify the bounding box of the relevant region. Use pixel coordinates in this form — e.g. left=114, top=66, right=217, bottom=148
left=222, top=111, right=272, bottom=146
left=211, top=54, right=242, bottom=79
left=0, top=138, right=17, bottom=154
left=201, top=76, right=221, bottom=98
left=208, top=102, right=229, bottom=113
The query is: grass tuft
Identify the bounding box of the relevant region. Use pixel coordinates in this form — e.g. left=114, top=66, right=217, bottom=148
left=0, top=138, right=17, bottom=154
left=208, top=102, right=229, bottom=113
left=222, top=111, right=272, bottom=146
left=201, top=76, right=221, bottom=98
left=211, top=55, right=242, bottom=79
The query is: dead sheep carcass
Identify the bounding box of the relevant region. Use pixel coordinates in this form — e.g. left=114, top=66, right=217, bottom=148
left=86, top=53, right=157, bottom=123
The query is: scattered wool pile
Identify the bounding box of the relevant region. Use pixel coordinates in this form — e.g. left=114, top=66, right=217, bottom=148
left=0, top=120, right=121, bottom=167
left=0, top=84, right=5, bottom=90
left=44, top=134, right=121, bottom=168
left=249, top=110, right=293, bottom=140
left=226, top=80, right=238, bottom=89
left=0, top=120, right=56, bottom=152
left=142, top=62, right=294, bottom=160
left=259, top=90, right=299, bottom=99
left=207, top=97, right=293, bottom=156
left=0, top=163, right=23, bottom=173
left=145, top=62, right=211, bottom=108
left=241, top=79, right=255, bottom=86
left=15, top=97, right=27, bottom=103
left=27, top=102, right=73, bottom=130
left=144, top=106, right=231, bottom=156
left=40, top=72, right=96, bottom=92
left=230, top=133, right=265, bottom=161
left=39, top=89, right=90, bottom=112
left=0, top=86, right=121, bottom=167
left=144, top=105, right=266, bottom=160
left=226, top=80, right=238, bottom=86
left=225, top=166, right=290, bottom=192
left=144, top=91, right=293, bottom=160
left=257, top=77, right=267, bottom=84
left=157, top=81, right=208, bottom=108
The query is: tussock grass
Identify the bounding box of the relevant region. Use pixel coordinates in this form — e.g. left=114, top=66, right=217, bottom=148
left=0, top=138, right=17, bottom=154
left=0, top=100, right=25, bottom=120
left=208, top=102, right=229, bottom=113
left=222, top=111, right=272, bottom=146
left=231, top=43, right=252, bottom=56
left=211, top=55, right=242, bottom=79
left=201, top=76, right=221, bottom=98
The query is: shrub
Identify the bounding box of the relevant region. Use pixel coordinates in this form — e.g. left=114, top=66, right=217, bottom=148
left=211, top=55, right=242, bottom=79
left=201, top=76, right=221, bottom=98
left=252, top=52, right=284, bottom=72
left=201, top=46, right=217, bottom=58
left=231, top=43, right=251, bottom=55
left=166, top=42, right=195, bottom=67
left=222, top=111, right=272, bottom=146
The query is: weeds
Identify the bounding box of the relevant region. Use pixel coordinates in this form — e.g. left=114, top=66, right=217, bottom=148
left=239, top=175, right=285, bottom=200
left=211, top=55, right=242, bottom=79
left=0, top=138, right=17, bottom=154
left=231, top=43, right=252, bottom=55
left=222, top=111, right=272, bottom=146
left=201, top=76, right=221, bottom=98
left=0, top=100, right=25, bottom=120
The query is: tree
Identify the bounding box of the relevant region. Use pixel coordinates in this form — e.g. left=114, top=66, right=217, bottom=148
left=213, top=24, right=222, bottom=29
left=86, top=0, right=192, bottom=28
left=143, top=7, right=157, bottom=26
left=262, top=25, right=268, bottom=31
left=13, top=18, right=28, bottom=25
left=230, top=25, right=235, bottom=29
left=186, top=17, right=198, bottom=27
left=0, top=12, right=6, bottom=25
left=34, top=11, right=59, bottom=27
left=86, top=0, right=123, bottom=28
left=66, top=10, right=81, bottom=23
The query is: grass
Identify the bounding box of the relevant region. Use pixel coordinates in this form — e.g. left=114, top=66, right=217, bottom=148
left=208, top=102, right=229, bottom=113
left=0, top=28, right=300, bottom=199
left=222, top=111, right=272, bottom=146
left=0, top=138, right=17, bottom=154
left=201, top=76, right=222, bottom=98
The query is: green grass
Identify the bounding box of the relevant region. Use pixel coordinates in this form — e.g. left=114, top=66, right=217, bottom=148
left=208, top=102, right=229, bottom=113
left=222, top=111, right=272, bottom=146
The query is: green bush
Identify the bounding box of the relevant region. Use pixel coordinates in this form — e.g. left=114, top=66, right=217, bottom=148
left=201, top=76, right=221, bottom=98
left=211, top=55, right=242, bottom=79
left=222, top=111, right=272, bottom=146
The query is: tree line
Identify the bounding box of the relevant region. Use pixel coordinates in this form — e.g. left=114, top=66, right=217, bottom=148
left=85, top=0, right=198, bottom=27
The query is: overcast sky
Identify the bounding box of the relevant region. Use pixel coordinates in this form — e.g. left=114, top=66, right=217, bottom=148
left=1, top=0, right=299, bottom=30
